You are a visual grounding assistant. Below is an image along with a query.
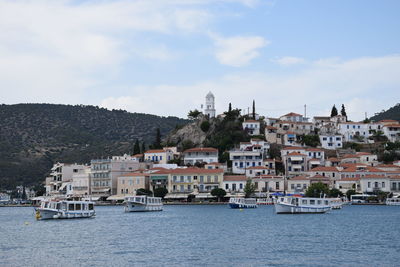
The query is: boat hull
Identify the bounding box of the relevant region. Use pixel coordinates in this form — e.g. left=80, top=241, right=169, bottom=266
left=274, top=203, right=331, bottom=214
left=228, top=203, right=257, bottom=209
left=36, top=208, right=95, bottom=220
left=124, top=202, right=163, bottom=212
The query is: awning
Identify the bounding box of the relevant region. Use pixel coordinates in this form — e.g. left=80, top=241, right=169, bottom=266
left=271, top=192, right=284, bottom=196
left=164, top=194, right=188, bottom=199
left=195, top=193, right=214, bottom=199
left=92, top=188, right=110, bottom=192
left=83, top=196, right=100, bottom=201
left=106, top=195, right=126, bottom=201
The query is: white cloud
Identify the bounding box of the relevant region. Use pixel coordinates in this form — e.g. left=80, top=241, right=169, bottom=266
left=211, top=34, right=269, bottom=67
left=100, top=55, right=400, bottom=121
left=274, top=56, right=305, bottom=66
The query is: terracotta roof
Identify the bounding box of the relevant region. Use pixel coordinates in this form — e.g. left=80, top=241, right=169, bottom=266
left=282, top=112, right=302, bottom=117
left=377, top=164, right=399, bottom=168
left=308, top=158, right=321, bottom=162
left=340, top=163, right=367, bottom=168
left=183, top=147, right=218, bottom=153
left=310, top=166, right=339, bottom=172
left=151, top=167, right=223, bottom=175
left=132, top=154, right=143, bottom=157
left=286, top=131, right=296, bottom=135
left=266, top=126, right=277, bottom=129
left=306, top=148, right=323, bottom=152
left=244, top=120, right=259, bottom=123
left=356, top=152, right=373, bottom=156
left=145, top=149, right=165, bottom=154
left=327, top=157, right=340, bottom=162
left=379, top=119, right=398, bottom=123
left=383, top=124, right=400, bottom=128
left=362, top=175, right=387, bottom=179
left=223, top=175, right=247, bottom=181
left=282, top=146, right=305, bottom=150
left=205, top=162, right=222, bottom=166
left=342, top=154, right=360, bottom=159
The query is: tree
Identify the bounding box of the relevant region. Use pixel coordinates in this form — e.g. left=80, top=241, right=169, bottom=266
left=305, top=182, right=329, bottom=197
left=188, top=109, right=201, bottom=120
left=136, top=188, right=152, bottom=196
left=244, top=179, right=256, bottom=198
left=346, top=189, right=356, bottom=200
left=341, top=104, right=347, bottom=117
left=154, top=187, right=168, bottom=198
left=200, top=120, right=210, bottom=132
left=152, top=128, right=162, bottom=149
left=21, top=185, right=27, bottom=200
left=328, top=188, right=343, bottom=197
left=181, top=139, right=195, bottom=151
left=211, top=188, right=227, bottom=202
left=133, top=139, right=140, bottom=155
left=330, top=105, right=338, bottom=117
left=299, top=134, right=321, bottom=147
left=228, top=103, right=232, bottom=112
left=141, top=142, right=146, bottom=154
left=252, top=100, right=256, bottom=119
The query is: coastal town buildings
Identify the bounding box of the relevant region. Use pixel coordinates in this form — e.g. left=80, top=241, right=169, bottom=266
left=45, top=163, right=87, bottom=196
left=144, top=148, right=176, bottom=164
left=242, top=120, right=261, bottom=135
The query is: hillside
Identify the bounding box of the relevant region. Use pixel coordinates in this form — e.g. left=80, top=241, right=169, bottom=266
left=370, top=103, right=400, bottom=122
left=0, top=104, right=188, bottom=189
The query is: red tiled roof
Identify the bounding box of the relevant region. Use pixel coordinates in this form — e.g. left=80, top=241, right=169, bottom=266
left=259, top=175, right=284, bottom=179
left=244, top=120, right=259, bottom=123
left=306, top=148, right=323, bottom=152
left=223, top=175, right=247, bottom=181
left=145, top=149, right=165, bottom=154
left=247, top=166, right=269, bottom=170
left=362, top=175, right=387, bottom=179
left=151, top=167, right=223, bottom=175
left=379, top=119, right=398, bottom=123
left=327, top=157, right=340, bottom=162
left=132, top=154, right=143, bottom=157
left=340, top=177, right=360, bottom=181
left=282, top=146, right=305, bottom=150
left=310, top=166, right=339, bottom=172
left=383, top=124, right=400, bottom=128
left=356, top=152, right=373, bottom=156
left=183, top=147, right=218, bottom=153
left=282, top=112, right=302, bottom=117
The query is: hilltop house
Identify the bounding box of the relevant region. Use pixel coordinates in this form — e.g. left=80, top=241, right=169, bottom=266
left=182, top=147, right=219, bottom=165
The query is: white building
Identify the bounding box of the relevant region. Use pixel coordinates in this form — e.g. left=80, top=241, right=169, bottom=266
left=230, top=140, right=269, bottom=174
left=319, top=134, right=343, bottom=149
left=144, top=148, right=175, bottom=164
left=45, top=163, right=87, bottom=196
left=204, top=91, right=216, bottom=118
left=279, top=112, right=308, bottom=123
left=382, top=123, right=400, bottom=142
left=242, top=120, right=261, bottom=136
left=223, top=175, right=247, bottom=195
left=182, top=147, right=219, bottom=165
left=71, top=166, right=91, bottom=196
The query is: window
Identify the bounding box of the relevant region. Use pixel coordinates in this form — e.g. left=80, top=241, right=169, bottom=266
left=302, top=199, right=307, bottom=204
left=187, top=185, right=191, bottom=191
left=310, top=200, right=315, bottom=205
left=136, top=178, right=140, bottom=184
left=291, top=184, right=294, bottom=189
left=239, top=183, right=243, bottom=189
left=173, top=185, right=176, bottom=191
left=225, top=184, right=229, bottom=190
left=180, top=185, right=184, bottom=192
left=375, top=182, right=378, bottom=188
left=125, top=189, right=128, bottom=194
left=276, top=182, right=279, bottom=190
left=382, top=182, right=385, bottom=188
left=368, top=182, right=371, bottom=188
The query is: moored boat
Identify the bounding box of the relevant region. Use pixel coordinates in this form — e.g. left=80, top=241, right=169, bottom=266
left=329, top=198, right=344, bottom=209
left=124, top=196, right=163, bottom=212
left=228, top=198, right=257, bottom=209
left=35, top=199, right=95, bottom=220
left=274, top=196, right=331, bottom=214
left=386, top=197, right=400, bottom=206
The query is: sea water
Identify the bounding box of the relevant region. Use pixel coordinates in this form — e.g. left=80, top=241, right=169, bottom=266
left=1, top=205, right=399, bottom=266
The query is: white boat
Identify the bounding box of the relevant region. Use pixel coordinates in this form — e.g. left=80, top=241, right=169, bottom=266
left=228, top=198, right=257, bottom=209
left=329, top=198, right=344, bottom=210
left=256, top=198, right=274, bottom=205
left=386, top=197, right=400, bottom=206
left=35, top=199, right=95, bottom=220
left=124, top=196, right=163, bottom=212
left=274, top=196, right=331, bottom=214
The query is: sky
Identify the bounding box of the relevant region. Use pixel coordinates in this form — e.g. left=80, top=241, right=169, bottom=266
left=1, top=0, right=399, bottom=121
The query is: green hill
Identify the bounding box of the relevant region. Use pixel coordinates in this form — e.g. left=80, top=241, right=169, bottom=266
left=0, top=104, right=188, bottom=189
left=370, top=103, right=400, bottom=122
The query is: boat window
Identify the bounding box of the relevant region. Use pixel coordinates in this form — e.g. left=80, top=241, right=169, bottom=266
left=76, top=203, right=81, bottom=210
left=89, top=204, right=94, bottom=210
left=56, top=203, right=61, bottom=210
left=325, top=200, right=329, bottom=205
left=310, top=200, right=315, bottom=205
left=317, top=200, right=322, bottom=205
left=68, top=203, right=74, bottom=210
left=302, top=200, right=307, bottom=204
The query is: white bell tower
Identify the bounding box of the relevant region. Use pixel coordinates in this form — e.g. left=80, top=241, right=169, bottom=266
left=204, top=91, right=216, bottom=118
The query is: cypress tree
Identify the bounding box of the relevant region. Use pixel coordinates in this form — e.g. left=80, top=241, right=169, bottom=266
left=133, top=139, right=140, bottom=155
left=228, top=103, right=232, bottom=112
left=141, top=142, right=146, bottom=154
left=341, top=104, right=347, bottom=117
left=153, top=128, right=162, bottom=149
left=330, top=105, right=338, bottom=117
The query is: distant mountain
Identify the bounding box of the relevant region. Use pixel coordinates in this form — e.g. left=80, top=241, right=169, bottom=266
left=0, top=104, right=188, bottom=189
left=370, top=103, right=400, bottom=122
